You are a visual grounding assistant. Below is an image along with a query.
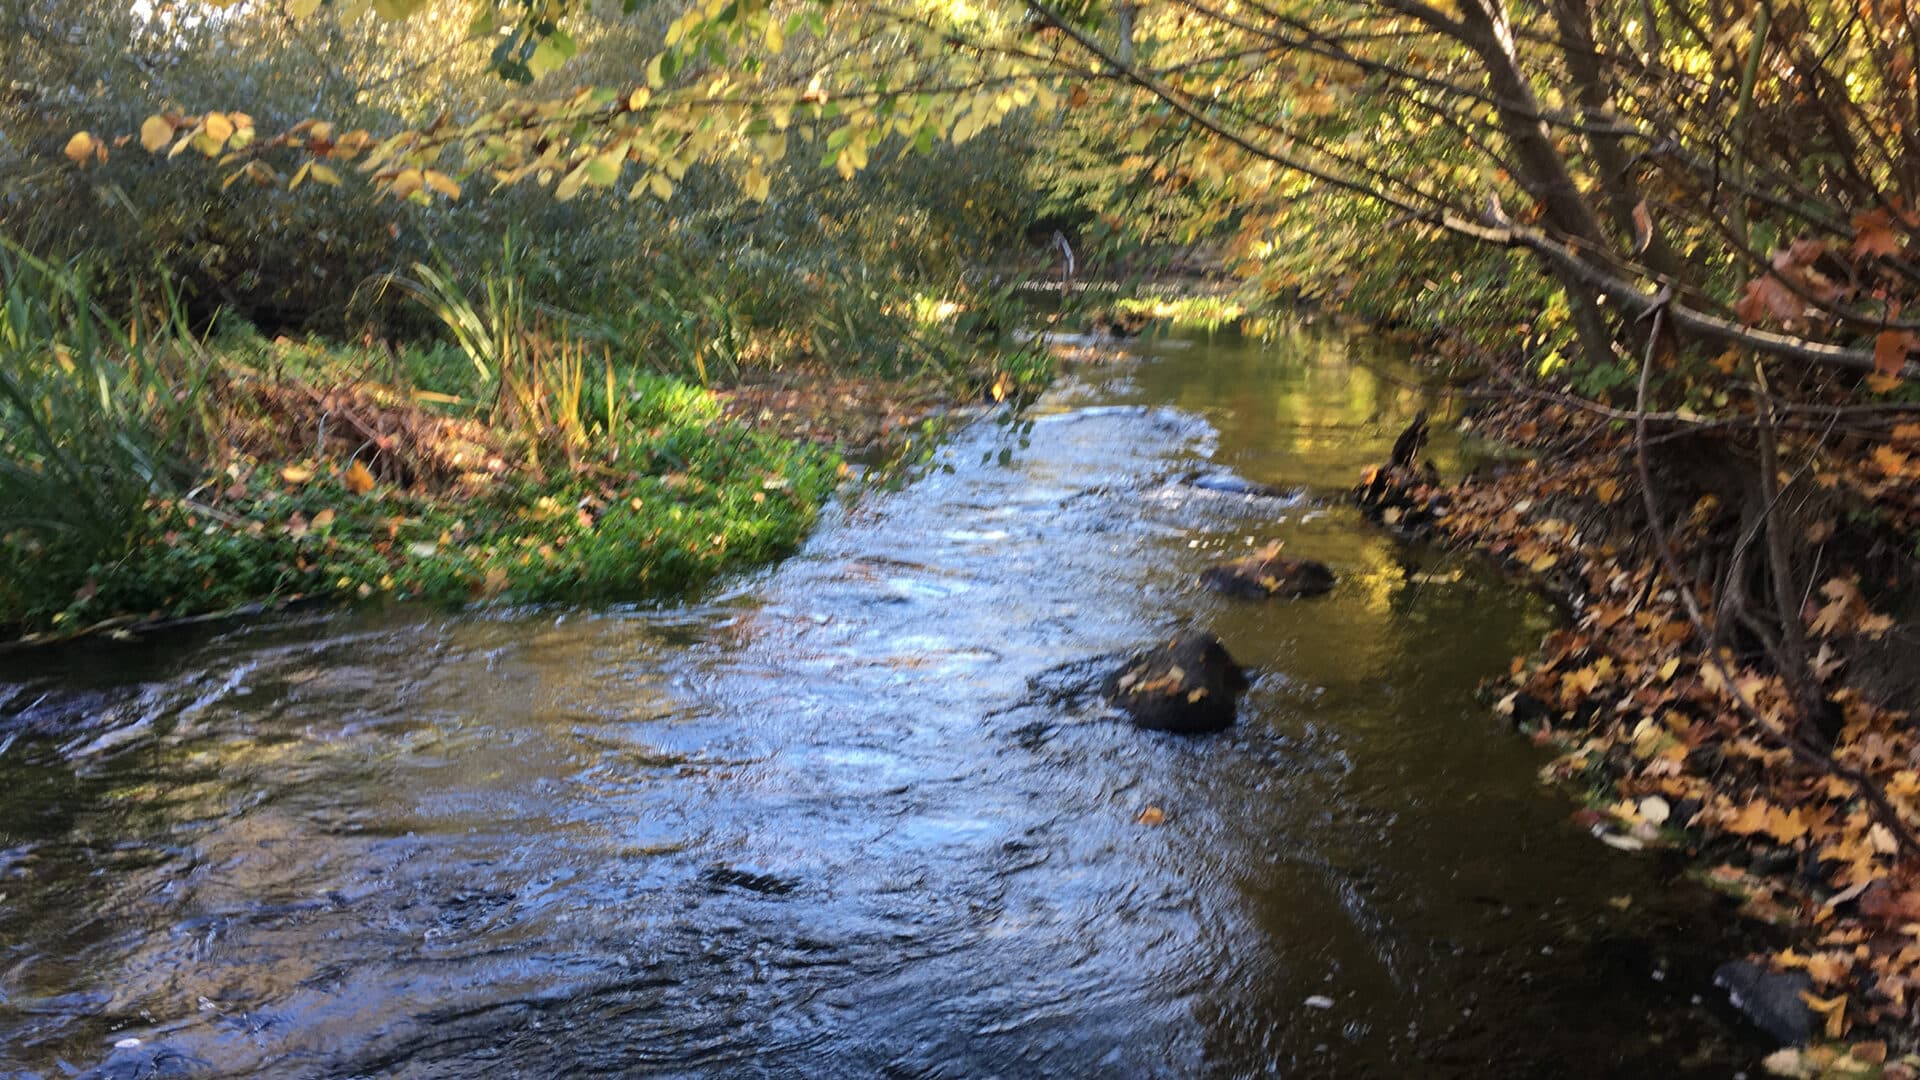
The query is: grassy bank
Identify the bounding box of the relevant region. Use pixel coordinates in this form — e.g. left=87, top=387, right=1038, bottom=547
left=0, top=250, right=1052, bottom=644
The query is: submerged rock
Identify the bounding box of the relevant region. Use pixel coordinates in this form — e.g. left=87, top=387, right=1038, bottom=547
left=1179, top=469, right=1300, bottom=501
left=1199, top=543, right=1336, bottom=600
left=1713, top=959, right=1815, bottom=1045
left=1103, top=630, right=1250, bottom=734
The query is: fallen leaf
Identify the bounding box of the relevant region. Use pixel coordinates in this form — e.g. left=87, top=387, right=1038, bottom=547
left=1854, top=209, right=1903, bottom=260
left=1876, top=331, right=1915, bottom=378
left=344, top=460, right=376, bottom=495
left=1799, top=990, right=1848, bottom=1038
left=1136, top=806, right=1166, bottom=826
left=1850, top=1040, right=1887, bottom=1065
left=1760, top=1047, right=1809, bottom=1078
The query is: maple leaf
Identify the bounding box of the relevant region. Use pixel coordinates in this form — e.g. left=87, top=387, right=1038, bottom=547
left=1810, top=577, right=1864, bottom=637
left=1765, top=806, right=1811, bottom=845
left=1737, top=275, right=1804, bottom=325
left=1560, top=664, right=1602, bottom=701
left=1739, top=242, right=1846, bottom=325
left=1852, top=208, right=1904, bottom=261
left=1724, top=799, right=1775, bottom=836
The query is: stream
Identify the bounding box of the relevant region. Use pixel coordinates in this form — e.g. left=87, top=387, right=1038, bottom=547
left=1, top=320, right=1771, bottom=1077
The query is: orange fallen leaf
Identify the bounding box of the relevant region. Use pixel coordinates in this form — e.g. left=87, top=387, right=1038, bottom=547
left=1799, top=990, right=1848, bottom=1038
left=1872, top=445, right=1912, bottom=476
left=344, top=460, right=376, bottom=495
left=1136, top=806, right=1166, bottom=826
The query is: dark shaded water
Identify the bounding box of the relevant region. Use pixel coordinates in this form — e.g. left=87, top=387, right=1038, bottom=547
left=1, top=323, right=1768, bottom=1077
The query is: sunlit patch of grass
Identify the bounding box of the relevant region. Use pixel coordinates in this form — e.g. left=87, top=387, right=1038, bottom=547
left=1113, top=294, right=1246, bottom=332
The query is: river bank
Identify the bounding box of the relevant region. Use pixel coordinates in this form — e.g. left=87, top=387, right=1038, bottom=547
left=1358, top=389, right=1920, bottom=1073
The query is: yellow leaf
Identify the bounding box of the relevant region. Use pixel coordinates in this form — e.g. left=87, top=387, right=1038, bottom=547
left=309, top=163, right=342, bottom=186
left=280, top=464, right=315, bottom=484
left=1763, top=806, right=1809, bottom=845
left=311, top=508, right=336, bottom=529
left=203, top=112, right=235, bottom=144
left=1135, top=806, right=1165, bottom=826
left=1723, top=800, right=1773, bottom=836
left=387, top=168, right=423, bottom=199
left=1799, top=991, right=1848, bottom=1038
left=423, top=169, right=461, bottom=199
left=1560, top=665, right=1602, bottom=700
left=140, top=115, right=175, bottom=153
left=287, top=0, right=322, bottom=15
left=344, top=460, right=376, bottom=495
left=63, top=131, right=96, bottom=163
left=648, top=172, right=673, bottom=200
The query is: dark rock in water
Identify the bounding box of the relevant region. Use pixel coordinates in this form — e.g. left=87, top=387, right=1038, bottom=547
left=1103, top=630, right=1250, bottom=734
left=1199, top=543, right=1335, bottom=599
left=1713, top=960, right=1814, bottom=1045
left=701, top=865, right=800, bottom=895
left=1179, top=469, right=1299, bottom=501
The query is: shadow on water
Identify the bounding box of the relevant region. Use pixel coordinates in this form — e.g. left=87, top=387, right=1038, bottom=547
left=0, top=321, right=1773, bottom=1077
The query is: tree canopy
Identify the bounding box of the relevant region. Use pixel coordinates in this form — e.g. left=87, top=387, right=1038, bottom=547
left=45, top=0, right=1920, bottom=387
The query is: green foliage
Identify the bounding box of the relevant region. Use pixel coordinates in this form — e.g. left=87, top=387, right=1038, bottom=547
left=3, top=345, right=838, bottom=634
left=0, top=249, right=219, bottom=621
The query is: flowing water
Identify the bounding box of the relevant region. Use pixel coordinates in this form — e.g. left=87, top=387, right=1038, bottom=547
left=1, top=322, right=1771, bottom=1077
